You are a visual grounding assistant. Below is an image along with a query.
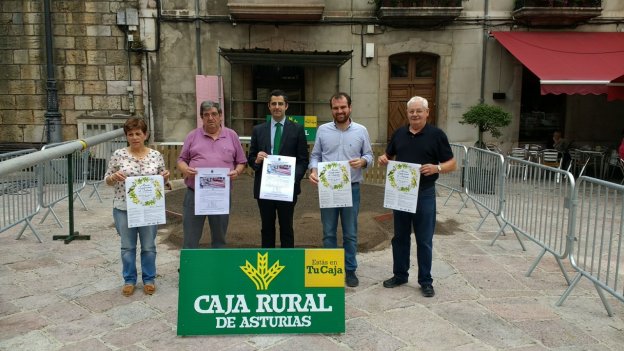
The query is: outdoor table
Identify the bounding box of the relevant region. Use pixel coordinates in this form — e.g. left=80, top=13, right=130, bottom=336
left=577, top=149, right=606, bottom=178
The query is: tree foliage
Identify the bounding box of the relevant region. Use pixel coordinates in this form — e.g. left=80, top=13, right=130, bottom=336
left=460, top=103, right=512, bottom=146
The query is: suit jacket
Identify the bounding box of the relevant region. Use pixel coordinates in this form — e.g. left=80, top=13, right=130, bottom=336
left=248, top=119, right=309, bottom=200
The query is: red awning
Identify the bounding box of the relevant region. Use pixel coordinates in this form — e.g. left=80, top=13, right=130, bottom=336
left=608, top=74, right=624, bottom=101
left=492, top=31, right=624, bottom=96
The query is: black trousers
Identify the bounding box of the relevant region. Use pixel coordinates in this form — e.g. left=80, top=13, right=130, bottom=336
left=257, top=197, right=297, bottom=248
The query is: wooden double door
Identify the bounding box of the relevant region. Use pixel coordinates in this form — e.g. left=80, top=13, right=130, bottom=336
left=387, top=53, right=438, bottom=141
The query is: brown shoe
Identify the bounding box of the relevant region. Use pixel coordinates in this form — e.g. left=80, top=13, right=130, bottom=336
left=143, top=283, right=156, bottom=295
left=122, top=284, right=135, bottom=297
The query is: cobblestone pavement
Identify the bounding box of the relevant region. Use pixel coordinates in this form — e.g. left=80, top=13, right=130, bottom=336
left=1, top=182, right=624, bottom=351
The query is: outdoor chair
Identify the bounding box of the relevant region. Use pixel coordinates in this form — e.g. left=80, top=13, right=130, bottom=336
left=527, top=144, right=542, bottom=163
left=507, top=148, right=528, bottom=180
left=606, top=150, right=621, bottom=180
left=510, top=148, right=528, bottom=160
left=485, top=143, right=502, bottom=154
left=540, top=149, right=561, bottom=168
left=573, top=148, right=605, bottom=178
left=567, top=149, right=588, bottom=176
left=540, top=148, right=563, bottom=183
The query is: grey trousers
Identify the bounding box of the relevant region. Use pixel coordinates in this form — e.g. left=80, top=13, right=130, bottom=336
left=182, top=188, right=228, bottom=248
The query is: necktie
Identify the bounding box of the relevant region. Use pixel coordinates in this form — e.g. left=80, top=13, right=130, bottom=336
left=273, top=122, right=282, bottom=155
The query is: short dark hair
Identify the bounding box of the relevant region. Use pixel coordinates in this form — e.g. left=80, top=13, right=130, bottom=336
left=329, top=92, right=351, bottom=107
left=200, top=100, right=222, bottom=116
left=269, top=89, right=288, bottom=104
left=123, top=118, right=148, bottom=135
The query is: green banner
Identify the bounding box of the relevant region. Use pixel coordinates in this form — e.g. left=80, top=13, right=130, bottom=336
left=177, top=248, right=345, bottom=335
left=266, top=115, right=317, bottom=142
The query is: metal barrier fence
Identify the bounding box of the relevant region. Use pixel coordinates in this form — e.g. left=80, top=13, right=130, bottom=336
left=497, top=157, right=575, bottom=282
left=0, top=149, right=37, bottom=162
left=459, top=146, right=506, bottom=231
left=0, top=128, right=125, bottom=242
left=557, top=177, right=624, bottom=316
left=437, top=143, right=467, bottom=207
left=449, top=148, right=624, bottom=315
left=363, top=144, right=389, bottom=185
left=38, top=142, right=89, bottom=227
left=0, top=149, right=42, bottom=242
left=84, top=136, right=127, bottom=202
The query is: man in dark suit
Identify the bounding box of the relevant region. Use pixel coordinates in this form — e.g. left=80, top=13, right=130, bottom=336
left=248, top=90, right=309, bottom=248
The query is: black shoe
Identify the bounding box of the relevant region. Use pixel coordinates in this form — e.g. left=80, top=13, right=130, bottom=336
left=421, top=284, right=435, bottom=297
left=346, top=271, right=359, bottom=287
left=383, top=276, right=408, bottom=288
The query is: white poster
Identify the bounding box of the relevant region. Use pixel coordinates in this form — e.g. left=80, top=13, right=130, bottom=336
left=194, top=168, right=230, bottom=215
left=260, top=155, right=296, bottom=202
left=125, top=175, right=166, bottom=228
left=317, top=161, right=352, bottom=208
left=383, top=161, right=421, bottom=213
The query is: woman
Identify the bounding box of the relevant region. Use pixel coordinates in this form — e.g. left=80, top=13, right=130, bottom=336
left=105, top=118, right=170, bottom=296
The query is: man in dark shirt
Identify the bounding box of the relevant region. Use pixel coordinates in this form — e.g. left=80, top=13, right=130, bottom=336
left=378, top=96, right=456, bottom=297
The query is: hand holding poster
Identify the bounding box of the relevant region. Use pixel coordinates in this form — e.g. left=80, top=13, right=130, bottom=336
left=125, top=175, right=166, bottom=228
left=383, top=161, right=420, bottom=213
left=259, top=155, right=296, bottom=202
left=195, top=168, right=230, bottom=215
left=317, top=161, right=352, bottom=208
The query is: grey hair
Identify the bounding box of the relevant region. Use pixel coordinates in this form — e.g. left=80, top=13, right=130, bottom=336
left=407, top=96, right=429, bottom=109
left=200, top=100, right=222, bottom=115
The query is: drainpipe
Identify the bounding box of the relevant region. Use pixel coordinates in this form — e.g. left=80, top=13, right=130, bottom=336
left=43, top=0, right=62, bottom=143
left=126, top=34, right=135, bottom=114
left=479, top=0, right=489, bottom=104
left=195, top=0, right=202, bottom=75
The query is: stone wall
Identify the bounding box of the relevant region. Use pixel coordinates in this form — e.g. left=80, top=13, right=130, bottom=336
left=0, top=0, right=143, bottom=143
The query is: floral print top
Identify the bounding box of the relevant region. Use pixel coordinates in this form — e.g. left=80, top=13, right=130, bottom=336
left=104, top=147, right=166, bottom=210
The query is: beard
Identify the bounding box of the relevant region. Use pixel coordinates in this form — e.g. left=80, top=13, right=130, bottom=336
left=333, top=113, right=350, bottom=124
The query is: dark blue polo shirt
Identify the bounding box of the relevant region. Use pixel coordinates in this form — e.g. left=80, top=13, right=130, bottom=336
left=386, top=124, right=454, bottom=191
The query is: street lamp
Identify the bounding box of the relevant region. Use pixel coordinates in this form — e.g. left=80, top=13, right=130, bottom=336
left=43, top=0, right=62, bottom=143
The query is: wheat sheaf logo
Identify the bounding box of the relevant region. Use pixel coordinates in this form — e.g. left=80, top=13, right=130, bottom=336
left=240, top=252, right=285, bottom=290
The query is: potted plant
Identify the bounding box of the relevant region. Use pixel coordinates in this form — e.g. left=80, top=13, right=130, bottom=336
left=460, top=103, right=511, bottom=194
left=460, top=103, right=511, bottom=149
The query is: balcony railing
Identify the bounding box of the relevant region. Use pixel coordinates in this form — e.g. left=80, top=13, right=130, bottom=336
left=377, top=0, right=462, bottom=6
left=514, top=0, right=601, bottom=9
left=227, top=0, right=325, bottom=22
left=376, top=0, right=463, bottom=27
left=513, top=0, right=602, bottom=27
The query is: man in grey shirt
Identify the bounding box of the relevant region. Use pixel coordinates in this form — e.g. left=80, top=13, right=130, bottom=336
left=309, top=92, right=374, bottom=288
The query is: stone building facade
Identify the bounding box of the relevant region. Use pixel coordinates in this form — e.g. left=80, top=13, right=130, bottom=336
left=2, top=0, right=624, bottom=151
left=1, top=0, right=145, bottom=143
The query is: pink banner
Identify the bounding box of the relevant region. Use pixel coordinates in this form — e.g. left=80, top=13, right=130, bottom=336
left=195, top=76, right=224, bottom=128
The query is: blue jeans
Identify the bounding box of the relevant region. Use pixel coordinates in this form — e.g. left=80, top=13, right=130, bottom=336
left=391, top=186, right=436, bottom=286
left=113, top=208, right=157, bottom=285
left=320, top=183, right=360, bottom=272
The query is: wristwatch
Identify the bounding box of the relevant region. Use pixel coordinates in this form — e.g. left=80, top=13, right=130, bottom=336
left=437, top=164, right=442, bottom=173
